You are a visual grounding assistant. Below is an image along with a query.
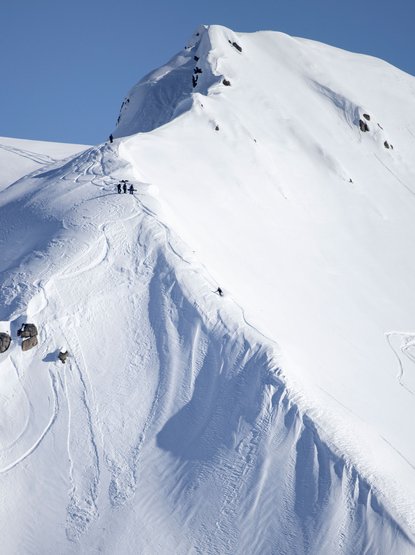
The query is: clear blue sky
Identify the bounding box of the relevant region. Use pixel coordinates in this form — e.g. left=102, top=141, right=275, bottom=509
left=1, top=0, right=414, bottom=146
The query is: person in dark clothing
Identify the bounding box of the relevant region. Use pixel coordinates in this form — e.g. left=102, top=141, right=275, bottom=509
left=117, top=183, right=121, bottom=194
left=109, top=134, right=114, bottom=143
left=216, top=287, right=224, bottom=296
left=123, top=183, right=127, bottom=194
left=129, top=184, right=134, bottom=194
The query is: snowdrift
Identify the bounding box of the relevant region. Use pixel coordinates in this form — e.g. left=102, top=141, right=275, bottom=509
left=1, top=25, right=415, bottom=554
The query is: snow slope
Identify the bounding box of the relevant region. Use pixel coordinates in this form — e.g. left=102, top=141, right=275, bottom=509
left=1, top=25, right=415, bottom=554
left=119, top=23, right=415, bottom=525
left=0, top=136, right=89, bottom=190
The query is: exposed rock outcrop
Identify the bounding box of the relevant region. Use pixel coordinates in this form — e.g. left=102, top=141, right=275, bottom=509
left=359, top=119, right=370, bottom=132
left=17, top=323, right=38, bottom=338
left=17, top=323, right=38, bottom=351
left=0, top=332, right=11, bottom=353
left=58, top=350, right=69, bottom=364
left=22, top=336, right=38, bottom=352
left=228, top=40, right=242, bottom=52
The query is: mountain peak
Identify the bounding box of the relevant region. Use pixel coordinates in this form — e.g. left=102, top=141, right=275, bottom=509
left=112, top=24, right=244, bottom=137
left=2, top=27, right=415, bottom=553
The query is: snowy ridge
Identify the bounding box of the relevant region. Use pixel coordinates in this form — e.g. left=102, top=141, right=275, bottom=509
left=1, top=25, right=415, bottom=553
left=113, top=25, right=238, bottom=137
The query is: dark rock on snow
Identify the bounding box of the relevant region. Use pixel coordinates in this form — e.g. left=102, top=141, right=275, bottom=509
left=17, top=323, right=38, bottom=338
left=22, top=336, right=38, bottom=352
left=222, top=79, right=231, bottom=86
left=363, top=113, right=371, bottom=121
left=359, top=119, right=369, bottom=132
left=228, top=40, right=242, bottom=52
left=0, top=332, right=11, bottom=353
left=58, top=351, right=69, bottom=364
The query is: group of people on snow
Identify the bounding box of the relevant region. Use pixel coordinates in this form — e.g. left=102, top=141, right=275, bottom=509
left=117, top=182, right=135, bottom=194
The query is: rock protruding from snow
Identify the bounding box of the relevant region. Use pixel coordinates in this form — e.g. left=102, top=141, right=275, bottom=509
left=21, top=335, right=38, bottom=352
left=228, top=40, right=243, bottom=52
left=0, top=332, right=11, bottom=353
left=17, top=323, right=38, bottom=338
left=17, top=323, right=38, bottom=351
left=359, top=119, right=370, bottom=132
left=58, top=350, right=69, bottom=363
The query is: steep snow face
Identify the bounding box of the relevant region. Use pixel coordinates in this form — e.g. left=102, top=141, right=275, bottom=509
left=0, top=136, right=89, bottom=190
left=0, top=143, right=413, bottom=554
left=1, top=25, right=415, bottom=554
left=119, top=24, right=415, bottom=529
left=113, top=25, right=222, bottom=137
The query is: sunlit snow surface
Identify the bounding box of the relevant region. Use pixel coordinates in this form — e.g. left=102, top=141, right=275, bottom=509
left=1, top=26, right=415, bottom=554
left=0, top=136, right=89, bottom=190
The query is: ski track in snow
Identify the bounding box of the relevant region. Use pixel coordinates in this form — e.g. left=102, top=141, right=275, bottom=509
left=42, top=156, right=123, bottom=539
left=62, top=355, right=100, bottom=541
left=374, top=153, right=415, bottom=198
left=0, top=143, right=58, bottom=166
left=0, top=368, right=59, bottom=474
left=385, top=331, right=415, bottom=396
left=0, top=355, right=32, bottom=451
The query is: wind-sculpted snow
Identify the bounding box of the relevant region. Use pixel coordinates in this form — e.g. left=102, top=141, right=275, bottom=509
left=1, top=24, right=415, bottom=554
left=0, top=137, right=413, bottom=553
left=113, top=25, right=232, bottom=138
left=121, top=22, right=415, bottom=539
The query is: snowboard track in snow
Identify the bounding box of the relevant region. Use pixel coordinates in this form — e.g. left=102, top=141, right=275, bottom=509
left=0, top=367, right=59, bottom=474
left=385, top=331, right=415, bottom=396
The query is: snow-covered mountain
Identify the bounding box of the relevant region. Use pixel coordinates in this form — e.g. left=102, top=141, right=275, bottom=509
left=0, top=136, right=89, bottom=190
left=1, top=25, right=415, bottom=554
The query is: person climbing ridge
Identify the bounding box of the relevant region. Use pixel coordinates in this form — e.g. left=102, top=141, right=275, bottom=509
left=129, top=184, right=135, bottom=194
left=109, top=134, right=114, bottom=143
left=123, top=183, right=127, bottom=194
left=215, top=287, right=224, bottom=297
left=117, top=183, right=121, bottom=194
